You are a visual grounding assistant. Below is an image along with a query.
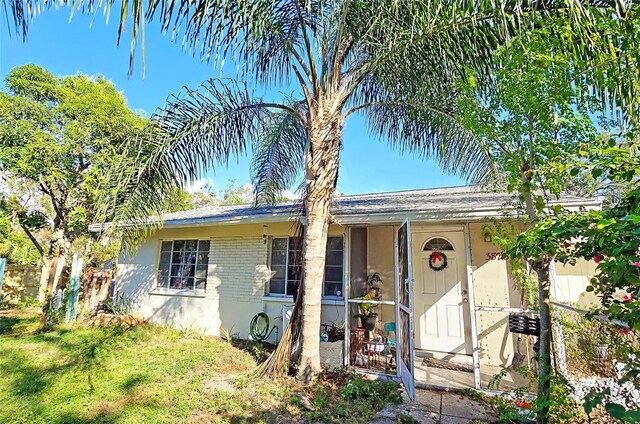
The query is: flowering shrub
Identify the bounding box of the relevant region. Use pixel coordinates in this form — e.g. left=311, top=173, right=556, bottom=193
left=506, top=138, right=640, bottom=421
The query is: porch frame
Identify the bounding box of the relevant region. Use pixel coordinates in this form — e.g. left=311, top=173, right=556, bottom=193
left=342, top=220, right=483, bottom=392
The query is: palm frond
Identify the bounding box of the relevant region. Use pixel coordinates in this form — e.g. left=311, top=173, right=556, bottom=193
left=251, top=104, right=308, bottom=205
left=96, top=79, right=298, bottom=248
left=347, top=77, right=495, bottom=184
left=157, top=0, right=318, bottom=84
left=353, top=1, right=637, bottom=121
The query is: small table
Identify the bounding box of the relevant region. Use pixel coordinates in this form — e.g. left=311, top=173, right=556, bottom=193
left=350, top=327, right=386, bottom=369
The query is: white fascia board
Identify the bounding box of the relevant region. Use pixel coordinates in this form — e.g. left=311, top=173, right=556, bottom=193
left=332, top=200, right=601, bottom=225
left=158, top=214, right=300, bottom=228
left=332, top=209, right=505, bottom=225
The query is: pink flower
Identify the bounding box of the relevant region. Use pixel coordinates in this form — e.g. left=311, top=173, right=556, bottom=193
left=594, top=253, right=605, bottom=264
left=623, top=293, right=634, bottom=303
left=633, top=261, right=640, bottom=268
left=618, top=328, right=631, bottom=335
left=564, top=241, right=572, bottom=248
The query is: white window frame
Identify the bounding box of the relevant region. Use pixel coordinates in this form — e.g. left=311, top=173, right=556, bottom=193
left=267, top=236, right=344, bottom=300
left=322, top=236, right=344, bottom=300
left=268, top=237, right=293, bottom=297
left=155, top=239, right=210, bottom=294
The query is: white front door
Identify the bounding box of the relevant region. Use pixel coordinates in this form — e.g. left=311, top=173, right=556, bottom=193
left=413, top=231, right=470, bottom=353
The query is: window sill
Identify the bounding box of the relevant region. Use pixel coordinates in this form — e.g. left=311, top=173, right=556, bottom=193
left=150, top=288, right=206, bottom=298
left=261, top=296, right=344, bottom=306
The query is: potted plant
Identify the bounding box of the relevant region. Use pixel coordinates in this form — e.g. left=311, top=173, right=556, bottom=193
left=593, top=325, right=610, bottom=363
left=354, top=291, right=378, bottom=331
left=327, top=321, right=345, bottom=342
left=366, top=272, right=383, bottom=299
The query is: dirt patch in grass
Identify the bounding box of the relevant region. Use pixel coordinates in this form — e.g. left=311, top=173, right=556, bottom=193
left=204, top=375, right=242, bottom=393
left=87, top=386, right=159, bottom=420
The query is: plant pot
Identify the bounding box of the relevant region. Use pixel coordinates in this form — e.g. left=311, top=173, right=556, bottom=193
left=360, top=316, right=377, bottom=331
left=328, top=327, right=345, bottom=342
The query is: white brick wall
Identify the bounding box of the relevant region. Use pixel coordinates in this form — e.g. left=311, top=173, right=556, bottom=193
left=117, top=231, right=345, bottom=342
left=117, top=235, right=269, bottom=338
left=206, top=237, right=270, bottom=302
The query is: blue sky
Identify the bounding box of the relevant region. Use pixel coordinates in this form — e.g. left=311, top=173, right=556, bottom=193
left=0, top=9, right=465, bottom=195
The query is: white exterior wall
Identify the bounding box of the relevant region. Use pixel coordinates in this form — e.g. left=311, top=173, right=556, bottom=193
left=553, top=258, right=599, bottom=306
left=116, top=234, right=269, bottom=338
left=115, top=223, right=346, bottom=342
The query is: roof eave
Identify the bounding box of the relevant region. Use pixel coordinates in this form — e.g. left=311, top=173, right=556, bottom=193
left=88, top=199, right=601, bottom=232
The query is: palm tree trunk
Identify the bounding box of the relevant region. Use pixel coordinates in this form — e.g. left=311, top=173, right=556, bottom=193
left=297, top=116, right=342, bottom=382
left=298, top=197, right=331, bottom=380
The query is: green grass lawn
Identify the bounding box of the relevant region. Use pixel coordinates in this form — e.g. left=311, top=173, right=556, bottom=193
left=0, top=308, right=401, bottom=423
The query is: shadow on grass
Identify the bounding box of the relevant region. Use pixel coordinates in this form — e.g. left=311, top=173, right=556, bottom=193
left=0, top=318, right=161, bottom=422
left=0, top=314, right=39, bottom=335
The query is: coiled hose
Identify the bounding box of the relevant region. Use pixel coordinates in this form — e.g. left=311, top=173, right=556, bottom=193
left=250, top=312, right=277, bottom=341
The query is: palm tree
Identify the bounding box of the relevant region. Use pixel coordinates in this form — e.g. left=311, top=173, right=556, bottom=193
left=107, top=1, right=499, bottom=381
left=5, top=0, right=620, bottom=385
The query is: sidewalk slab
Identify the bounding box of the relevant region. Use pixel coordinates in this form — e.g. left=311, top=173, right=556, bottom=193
left=414, top=389, right=442, bottom=413
left=440, top=415, right=481, bottom=424
left=440, top=393, right=489, bottom=420
left=407, top=409, right=440, bottom=423
left=373, top=388, right=495, bottom=423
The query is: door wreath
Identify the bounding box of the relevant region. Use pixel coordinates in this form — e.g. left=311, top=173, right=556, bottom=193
left=429, top=251, right=448, bottom=271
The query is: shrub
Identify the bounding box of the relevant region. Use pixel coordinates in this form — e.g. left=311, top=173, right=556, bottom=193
left=340, top=377, right=402, bottom=409
left=0, top=295, right=40, bottom=310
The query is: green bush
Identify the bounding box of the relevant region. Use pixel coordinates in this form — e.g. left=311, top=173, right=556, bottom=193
left=0, top=295, right=40, bottom=310
left=490, top=374, right=582, bottom=423
left=340, top=377, right=402, bottom=409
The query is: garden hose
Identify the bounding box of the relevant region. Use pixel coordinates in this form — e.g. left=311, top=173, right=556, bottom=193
left=250, top=312, right=277, bottom=341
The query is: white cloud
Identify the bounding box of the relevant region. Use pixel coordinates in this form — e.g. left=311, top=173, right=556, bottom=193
left=185, top=178, right=215, bottom=194
left=281, top=189, right=301, bottom=200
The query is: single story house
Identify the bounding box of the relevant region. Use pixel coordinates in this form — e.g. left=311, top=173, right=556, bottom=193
left=100, top=185, right=600, bottom=397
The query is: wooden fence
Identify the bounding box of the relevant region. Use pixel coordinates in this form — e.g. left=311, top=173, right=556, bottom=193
left=0, top=263, right=113, bottom=317
left=80, top=269, right=113, bottom=316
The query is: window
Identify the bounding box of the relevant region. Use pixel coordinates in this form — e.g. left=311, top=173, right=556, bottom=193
left=269, top=236, right=344, bottom=298
left=423, top=237, right=454, bottom=251
left=324, top=237, right=344, bottom=297
left=157, top=240, right=210, bottom=291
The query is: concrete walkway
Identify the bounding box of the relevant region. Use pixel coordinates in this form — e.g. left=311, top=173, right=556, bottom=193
left=372, top=388, right=496, bottom=423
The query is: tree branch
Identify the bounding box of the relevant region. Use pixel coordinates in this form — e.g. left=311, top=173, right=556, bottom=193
left=291, top=65, right=314, bottom=119
left=291, top=48, right=314, bottom=86
left=328, top=1, right=351, bottom=90
left=17, top=219, right=44, bottom=256
left=39, top=182, right=64, bottom=225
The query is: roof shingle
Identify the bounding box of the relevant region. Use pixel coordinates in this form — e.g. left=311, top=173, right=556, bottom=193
left=156, top=185, right=599, bottom=227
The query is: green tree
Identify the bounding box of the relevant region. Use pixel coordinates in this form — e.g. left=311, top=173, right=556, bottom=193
left=458, top=11, right=639, bottom=421
left=0, top=64, right=146, bottom=295
left=0, top=209, right=41, bottom=265
left=167, top=181, right=255, bottom=211
left=506, top=135, right=640, bottom=422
